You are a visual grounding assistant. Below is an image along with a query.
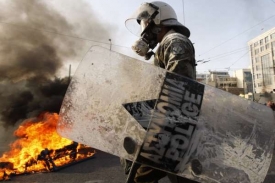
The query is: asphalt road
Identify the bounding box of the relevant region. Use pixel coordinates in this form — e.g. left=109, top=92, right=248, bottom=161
left=4, top=150, right=128, bottom=183
left=2, top=149, right=275, bottom=183
left=3, top=150, right=168, bottom=183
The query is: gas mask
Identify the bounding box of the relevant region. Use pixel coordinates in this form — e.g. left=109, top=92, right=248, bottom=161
left=132, top=19, right=160, bottom=60
left=131, top=4, right=160, bottom=60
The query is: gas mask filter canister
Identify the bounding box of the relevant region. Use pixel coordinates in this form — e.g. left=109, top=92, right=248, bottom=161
left=131, top=38, right=150, bottom=56
left=131, top=19, right=160, bottom=59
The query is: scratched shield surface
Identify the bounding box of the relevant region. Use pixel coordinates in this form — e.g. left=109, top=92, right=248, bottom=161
left=177, top=85, right=274, bottom=183
left=57, top=46, right=165, bottom=161
left=57, top=47, right=275, bottom=183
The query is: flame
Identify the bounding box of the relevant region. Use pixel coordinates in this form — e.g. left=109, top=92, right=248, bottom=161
left=0, top=112, right=94, bottom=180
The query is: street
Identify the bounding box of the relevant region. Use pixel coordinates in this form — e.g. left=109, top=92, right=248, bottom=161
left=1, top=149, right=273, bottom=183
left=2, top=150, right=167, bottom=183
left=4, top=150, right=129, bottom=183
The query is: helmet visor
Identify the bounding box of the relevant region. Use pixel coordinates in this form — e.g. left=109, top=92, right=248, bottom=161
left=125, top=3, right=160, bottom=36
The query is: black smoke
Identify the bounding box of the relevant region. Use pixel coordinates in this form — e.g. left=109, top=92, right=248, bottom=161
left=0, top=0, right=109, bottom=127
left=0, top=77, right=70, bottom=127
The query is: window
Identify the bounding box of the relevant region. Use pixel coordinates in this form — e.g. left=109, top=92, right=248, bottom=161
left=254, top=42, right=258, bottom=47
left=257, top=74, right=262, bottom=79
left=261, top=54, right=272, bottom=85
left=265, top=36, right=269, bottom=43
left=244, top=72, right=252, bottom=82
left=258, top=83, right=262, bottom=87
left=260, top=39, right=263, bottom=45
left=255, top=48, right=259, bottom=55
left=256, top=65, right=260, bottom=71
left=266, top=43, right=270, bottom=50
left=272, top=41, right=275, bottom=48
left=260, top=46, right=264, bottom=52
left=271, top=33, right=275, bottom=39
left=255, top=57, right=259, bottom=63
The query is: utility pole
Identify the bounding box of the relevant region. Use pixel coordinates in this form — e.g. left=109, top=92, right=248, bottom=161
left=109, top=39, right=112, bottom=51
left=69, top=64, right=71, bottom=83
left=182, top=0, right=185, bottom=25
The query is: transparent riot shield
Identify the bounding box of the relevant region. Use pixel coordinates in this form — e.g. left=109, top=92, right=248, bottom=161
left=57, top=46, right=275, bottom=183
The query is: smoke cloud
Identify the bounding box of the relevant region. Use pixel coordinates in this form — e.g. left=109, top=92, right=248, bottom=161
left=0, top=0, right=109, bottom=127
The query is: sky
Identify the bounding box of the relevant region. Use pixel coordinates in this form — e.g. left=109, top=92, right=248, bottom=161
left=80, top=0, right=275, bottom=75
left=1, top=0, right=275, bottom=76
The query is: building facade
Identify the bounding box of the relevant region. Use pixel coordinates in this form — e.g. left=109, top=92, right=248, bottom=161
left=206, top=71, right=243, bottom=95
left=207, top=71, right=237, bottom=87
left=248, top=27, right=275, bottom=93
left=196, top=73, right=209, bottom=84
left=233, top=69, right=253, bottom=94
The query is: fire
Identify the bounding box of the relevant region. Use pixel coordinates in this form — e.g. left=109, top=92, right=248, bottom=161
left=0, top=112, right=94, bottom=180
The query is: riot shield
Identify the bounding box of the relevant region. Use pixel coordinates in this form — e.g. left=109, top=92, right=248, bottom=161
left=57, top=46, right=275, bottom=183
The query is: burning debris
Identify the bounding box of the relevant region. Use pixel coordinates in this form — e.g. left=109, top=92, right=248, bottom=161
left=0, top=113, right=95, bottom=181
